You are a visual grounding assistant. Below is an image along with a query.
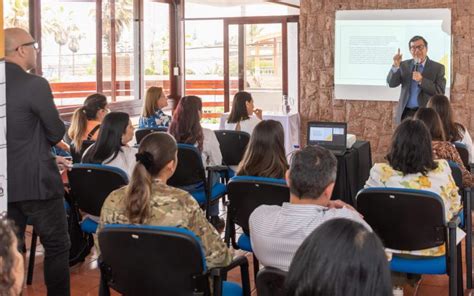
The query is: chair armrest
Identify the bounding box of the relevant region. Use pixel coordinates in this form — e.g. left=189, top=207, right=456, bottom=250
left=211, top=256, right=251, bottom=296
left=448, top=215, right=461, bottom=229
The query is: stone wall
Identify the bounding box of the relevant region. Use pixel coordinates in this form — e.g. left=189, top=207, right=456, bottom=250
left=299, top=0, right=474, bottom=162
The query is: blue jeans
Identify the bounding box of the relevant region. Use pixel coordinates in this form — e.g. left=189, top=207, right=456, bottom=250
left=8, top=198, right=71, bottom=296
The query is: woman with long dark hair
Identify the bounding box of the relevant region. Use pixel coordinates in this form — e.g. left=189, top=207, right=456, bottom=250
left=98, top=133, right=232, bottom=270
left=225, top=91, right=262, bottom=134
left=365, top=119, right=460, bottom=257
left=139, top=86, right=171, bottom=128
left=414, top=108, right=473, bottom=187
left=286, top=218, right=392, bottom=296
left=168, top=96, right=224, bottom=228
left=82, top=112, right=136, bottom=177
left=68, top=93, right=108, bottom=151
left=428, top=94, right=473, bottom=162
left=237, top=120, right=288, bottom=179
left=0, top=218, right=24, bottom=296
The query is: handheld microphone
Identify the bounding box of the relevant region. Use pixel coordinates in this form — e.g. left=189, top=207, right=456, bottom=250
left=414, top=58, right=420, bottom=72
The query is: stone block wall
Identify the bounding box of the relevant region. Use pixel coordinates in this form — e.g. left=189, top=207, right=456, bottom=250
left=299, top=0, right=474, bottom=162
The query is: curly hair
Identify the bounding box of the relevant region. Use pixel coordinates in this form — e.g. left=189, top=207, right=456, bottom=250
left=0, top=217, right=17, bottom=295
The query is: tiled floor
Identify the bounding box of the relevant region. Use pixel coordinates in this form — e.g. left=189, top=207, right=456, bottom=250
left=20, top=214, right=474, bottom=296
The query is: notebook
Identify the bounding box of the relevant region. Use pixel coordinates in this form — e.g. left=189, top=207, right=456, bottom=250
left=307, top=122, right=348, bottom=156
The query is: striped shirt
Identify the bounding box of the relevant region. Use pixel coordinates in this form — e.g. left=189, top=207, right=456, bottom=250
left=249, top=202, right=372, bottom=271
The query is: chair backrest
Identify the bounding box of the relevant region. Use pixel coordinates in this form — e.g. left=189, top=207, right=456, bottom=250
left=214, top=130, right=250, bottom=166
left=70, top=140, right=95, bottom=163
left=227, top=176, right=290, bottom=235
left=68, top=164, right=129, bottom=216
left=168, top=144, right=206, bottom=187
left=448, top=161, right=463, bottom=192
left=99, top=224, right=209, bottom=296
left=454, top=142, right=470, bottom=171
left=356, top=187, right=446, bottom=251
left=135, top=127, right=168, bottom=145
left=256, top=267, right=287, bottom=296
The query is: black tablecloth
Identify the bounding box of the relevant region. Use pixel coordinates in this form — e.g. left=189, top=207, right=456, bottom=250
left=331, top=141, right=372, bottom=205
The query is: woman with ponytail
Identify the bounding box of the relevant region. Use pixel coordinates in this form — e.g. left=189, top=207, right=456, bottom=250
left=68, top=93, right=108, bottom=152
left=97, top=132, right=232, bottom=268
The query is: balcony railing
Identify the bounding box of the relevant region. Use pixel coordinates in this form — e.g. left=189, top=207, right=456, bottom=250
left=52, top=79, right=238, bottom=118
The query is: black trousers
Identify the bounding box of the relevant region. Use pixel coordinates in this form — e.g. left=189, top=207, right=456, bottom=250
left=401, top=107, right=419, bottom=121
left=8, top=198, right=71, bottom=296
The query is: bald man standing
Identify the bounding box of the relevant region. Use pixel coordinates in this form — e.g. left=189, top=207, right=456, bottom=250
left=5, top=28, right=70, bottom=295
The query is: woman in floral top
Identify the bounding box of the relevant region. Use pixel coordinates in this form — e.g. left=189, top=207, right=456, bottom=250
left=414, top=107, right=473, bottom=188
left=138, top=86, right=172, bottom=128
left=365, top=119, right=461, bottom=257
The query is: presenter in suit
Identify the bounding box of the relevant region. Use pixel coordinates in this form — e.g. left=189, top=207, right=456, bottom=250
left=5, top=28, right=71, bottom=295
left=387, top=36, right=446, bottom=124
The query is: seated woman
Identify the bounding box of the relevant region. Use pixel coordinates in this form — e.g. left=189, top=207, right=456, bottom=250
left=365, top=118, right=461, bottom=257
left=225, top=91, right=262, bottom=134
left=236, top=120, right=288, bottom=179
left=428, top=94, right=474, bottom=163
left=97, top=132, right=232, bottom=269
left=0, top=218, right=24, bottom=296
left=138, top=86, right=172, bottom=128
left=82, top=112, right=137, bottom=177
left=414, top=107, right=473, bottom=187
left=168, top=96, right=224, bottom=228
left=68, top=93, right=108, bottom=153
left=286, top=218, right=392, bottom=296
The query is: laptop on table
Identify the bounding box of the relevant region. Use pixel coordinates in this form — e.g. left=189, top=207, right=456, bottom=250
left=307, top=122, right=347, bottom=156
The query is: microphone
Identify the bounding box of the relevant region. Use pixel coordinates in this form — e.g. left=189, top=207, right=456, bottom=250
left=414, top=58, right=420, bottom=72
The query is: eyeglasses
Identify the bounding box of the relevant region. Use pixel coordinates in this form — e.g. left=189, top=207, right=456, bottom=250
left=16, top=41, right=39, bottom=51
left=410, top=44, right=425, bottom=51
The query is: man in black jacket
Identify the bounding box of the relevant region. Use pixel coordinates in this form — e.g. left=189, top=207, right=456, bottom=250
left=5, top=28, right=71, bottom=295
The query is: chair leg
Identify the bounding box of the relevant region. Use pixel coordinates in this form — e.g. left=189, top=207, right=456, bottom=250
left=449, top=225, right=458, bottom=296
left=252, top=254, right=259, bottom=283
left=457, top=244, right=464, bottom=296
left=26, top=229, right=38, bottom=285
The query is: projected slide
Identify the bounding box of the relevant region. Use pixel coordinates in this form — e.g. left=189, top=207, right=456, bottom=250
left=311, top=127, right=333, bottom=142
left=335, top=9, right=451, bottom=101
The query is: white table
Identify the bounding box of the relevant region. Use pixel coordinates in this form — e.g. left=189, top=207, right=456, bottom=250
left=219, top=112, right=301, bottom=157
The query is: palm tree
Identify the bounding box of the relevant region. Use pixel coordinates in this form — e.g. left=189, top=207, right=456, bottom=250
left=101, top=0, right=133, bottom=54
left=4, top=0, right=29, bottom=30
left=68, top=25, right=85, bottom=76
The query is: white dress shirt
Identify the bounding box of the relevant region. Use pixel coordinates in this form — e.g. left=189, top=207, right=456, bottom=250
left=249, top=202, right=371, bottom=271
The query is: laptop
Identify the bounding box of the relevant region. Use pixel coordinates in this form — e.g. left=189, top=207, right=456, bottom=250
left=307, top=122, right=347, bottom=156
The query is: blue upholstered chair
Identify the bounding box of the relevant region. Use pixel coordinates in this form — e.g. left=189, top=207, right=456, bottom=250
left=98, top=224, right=250, bottom=296
left=167, top=144, right=228, bottom=218
left=356, top=187, right=464, bottom=296
left=225, top=176, right=290, bottom=279
left=67, top=164, right=128, bottom=234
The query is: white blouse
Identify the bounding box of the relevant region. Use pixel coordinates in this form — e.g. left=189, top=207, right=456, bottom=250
left=224, top=116, right=261, bottom=135
left=458, top=127, right=473, bottom=163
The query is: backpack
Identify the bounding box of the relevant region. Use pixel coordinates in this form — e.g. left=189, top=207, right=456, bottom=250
left=65, top=194, right=94, bottom=266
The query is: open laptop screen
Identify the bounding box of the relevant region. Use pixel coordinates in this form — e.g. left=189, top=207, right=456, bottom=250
left=307, top=122, right=347, bottom=150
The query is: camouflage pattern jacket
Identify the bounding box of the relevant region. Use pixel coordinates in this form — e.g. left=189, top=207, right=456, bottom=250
left=97, top=181, right=233, bottom=269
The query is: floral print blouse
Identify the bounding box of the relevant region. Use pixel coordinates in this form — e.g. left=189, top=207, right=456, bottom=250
left=138, top=109, right=171, bottom=128
left=365, top=159, right=461, bottom=257
left=432, top=140, right=473, bottom=188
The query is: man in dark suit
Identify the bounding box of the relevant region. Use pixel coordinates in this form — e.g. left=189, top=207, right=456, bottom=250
left=5, top=28, right=71, bottom=295
left=387, top=36, right=446, bottom=124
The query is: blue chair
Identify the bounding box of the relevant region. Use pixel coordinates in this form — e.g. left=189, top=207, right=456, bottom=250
left=168, top=144, right=228, bottom=218
left=67, top=164, right=128, bottom=234
left=356, top=187, right=464, bottom=296
left=135, top=127, right=168, bottom=145
left=225, top=176, right=290, bottom=279
left=98, top=224, right=251, bottom=296
left=70, top=140, right=95, bottom=163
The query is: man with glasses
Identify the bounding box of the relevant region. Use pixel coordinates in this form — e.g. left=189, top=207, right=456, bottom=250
left=4, top=28, right=71, bottom=295
left=387, top=36, right=446, bottom=124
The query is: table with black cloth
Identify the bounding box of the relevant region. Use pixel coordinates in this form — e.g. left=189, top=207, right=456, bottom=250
left=330, top=141, right=372, bottom=205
